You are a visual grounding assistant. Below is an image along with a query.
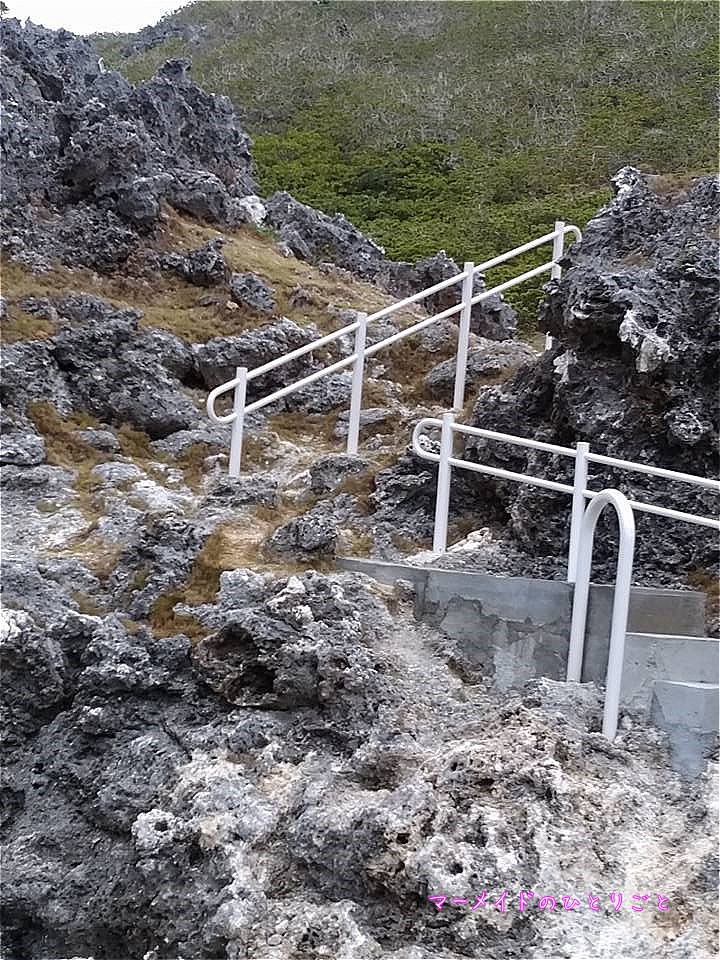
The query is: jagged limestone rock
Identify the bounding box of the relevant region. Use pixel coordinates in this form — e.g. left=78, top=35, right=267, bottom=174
left=1, top=22, right=255, bottom=267
left=2, top=574, right=717, bottom=959
left=460, top=169, right=719, bottom=582
left=425, top=337, right=537, bottom=402
left=1, top=19, right=718, bottom=960
left=381, top=251, right=518, bottom=341
left=193, top=317, right=322, bottom=393
left=228, top=272, right=277, bottom=314
left=162, top=237, right=230, bottom=287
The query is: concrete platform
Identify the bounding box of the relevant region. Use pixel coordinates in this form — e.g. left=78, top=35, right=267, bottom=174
left=651, top=681, right=719, bottom=778
left=338, top=556, right=717, bottom=776
left=338, top=558, right=709, bottom=691
left=622, top=633, right=719, bottom=715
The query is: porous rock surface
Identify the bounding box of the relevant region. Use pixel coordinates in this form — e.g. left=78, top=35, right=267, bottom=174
left=1, top=19, right=718, bottom=960
left=0, top=16, right=517, bottom=343
left=2, top=579, right=717, bottom=960
left=376, top=170, right=719, bottom=587
left=1, top=19, right=256, bottom=269
left=265, top=194, right=517, bottom=340
left=457, top=168, right=720, bottom=583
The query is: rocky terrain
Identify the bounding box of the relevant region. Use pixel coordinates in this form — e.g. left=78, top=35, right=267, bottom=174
left=1, top=17, right=718, bottom=960
left=429, top=168, right=720, bottom=595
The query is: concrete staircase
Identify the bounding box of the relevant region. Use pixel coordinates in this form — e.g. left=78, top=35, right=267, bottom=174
left=338, top=557, right=719, bottom=777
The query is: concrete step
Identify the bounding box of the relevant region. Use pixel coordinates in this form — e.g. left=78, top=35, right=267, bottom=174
left=337, top=557, right=708, bottom=639
left=621, top=633, right=719, bottom=715
left=650, top=680, right=719, bottom=778
left=337, top=558, right=709, bottom=687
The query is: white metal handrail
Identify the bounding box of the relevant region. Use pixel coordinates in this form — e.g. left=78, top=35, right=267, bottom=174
left=411, top=413, right=720, bottom=579
left=207, top=221, right=582, bottom=476
left=566, top=489, right=636, bottom=739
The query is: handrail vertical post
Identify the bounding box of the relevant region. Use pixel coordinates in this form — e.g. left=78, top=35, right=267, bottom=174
left=566, top=489, right=636, bottom=740
left=432, top=412, right=455, bottom=554
left=567, top=441, right=590, bottom=583
left=228, top=366, right=248, bottom=478
left=604, top=517, right=635, bottom=738
left=347, top=313, right=368, bottom=456
left=453, top=262, right=475, bottom=411
left=545, top=220, right=565, bottom=351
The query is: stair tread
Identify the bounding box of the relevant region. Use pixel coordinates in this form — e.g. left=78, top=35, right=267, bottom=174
left=654, top=679, right=719, bottom=690
left=626, top=632, right=716, bottom=643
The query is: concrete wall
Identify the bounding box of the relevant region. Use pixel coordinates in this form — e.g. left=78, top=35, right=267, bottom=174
left=337, top=558, right=709, bottom=704
left=338, top=558, right=717, bottom=776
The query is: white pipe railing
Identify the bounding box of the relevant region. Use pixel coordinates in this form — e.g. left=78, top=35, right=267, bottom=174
left=411, top=413, right=720, bottom=576
left=413, top=417, right=718, bottom=739
left=207, top=223, right=582, bottom=476
left=566, top=489, right=637, bottom=739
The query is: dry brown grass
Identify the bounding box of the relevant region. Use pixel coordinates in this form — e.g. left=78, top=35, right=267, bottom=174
left=1, top=209, right=428, bottom=348
left=267, top=409, right=340, bottom=446
left=175, top=442, right=220, bottom=491
left=157, top=208, right=427, bottom=327
left=687, top=567, right=720, bottom=629
left=375, top=334, right=455, bottom=405
left=63, top=532, right=123, bottom=581
left=149, top=594, right=206, bottom=639
left=71, top=591, right=107, bottom=616
left=0, top=305, right=54, bottom=343
left=391, top=531, right=430, bottom=553
left=334, top=453, right=393, bottom=502
left=149, top=517, right=304, bottom=637
left=1, top=253, right=251, bottom=343
left=116, top=423, right=157, bottom=461
left=447, top=515, right=481, bottom=546
left=26, top=401, right=101, bottom=462
left=345, top=529, right=375, bottom=555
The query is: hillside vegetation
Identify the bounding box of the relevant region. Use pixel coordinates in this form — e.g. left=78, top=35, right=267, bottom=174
left=98, top=0, right=717, bottom=324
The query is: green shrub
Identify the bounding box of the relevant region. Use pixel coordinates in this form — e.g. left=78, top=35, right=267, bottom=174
left=97, top=0, right=715, bottom=330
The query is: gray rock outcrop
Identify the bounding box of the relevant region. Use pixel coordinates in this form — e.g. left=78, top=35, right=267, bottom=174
left=1, top=20, right=256, bottom=268
left=1, top=17, right=718, bottom=960
left=461, top=168, right=720, bottom=581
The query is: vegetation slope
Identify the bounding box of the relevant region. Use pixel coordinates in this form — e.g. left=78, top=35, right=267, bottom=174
left=97, top=1, right=717, bottom=326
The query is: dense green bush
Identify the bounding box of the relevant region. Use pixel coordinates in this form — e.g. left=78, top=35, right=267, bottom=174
left=97, top=1, right=716, bottom=329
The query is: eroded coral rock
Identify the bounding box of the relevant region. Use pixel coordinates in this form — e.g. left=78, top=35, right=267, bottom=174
left=464, top=168, right=720, bottom=582
left=228, top=271, right=276, bottom=314
left=1, top=22, right=255, bottom=267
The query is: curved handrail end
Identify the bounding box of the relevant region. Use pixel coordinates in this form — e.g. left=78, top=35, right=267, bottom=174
left=207, top=377, right=240, bottom=425
left=412, top=417, right=444, bottom=460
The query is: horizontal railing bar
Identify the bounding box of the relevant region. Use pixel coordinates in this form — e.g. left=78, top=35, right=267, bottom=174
left=451, top=422, right=576, bottom=457
left=416, top=453, right=720, bottom=528
left=584, top=491, right=720, bottom=530
left=366, top=258, right=561, bottom=359
left=244, top=351, right=358, bottom=413
left=213, top=299, right=467, bottom=414
left=586, top=452, right=720, bottom=492
left=413, top=418, right=718, bottom=529
left=247, top=322, right=360, bottom=381
left=471, top=261, right=555, bottom=305
left=208, top=224, right=585, bottom=419
left=243, top=273, right=467, bottom=384
left=447, top=456, right=576, bottom=493
left=364, top=301, right=465, bottom=357
left=413, top=439, right=574, bottom=494
left=471, top=229, right=560, bottom=276
left=363, top=223, right=581, bottom=325
left=363, top=271, right=467, bottom=324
